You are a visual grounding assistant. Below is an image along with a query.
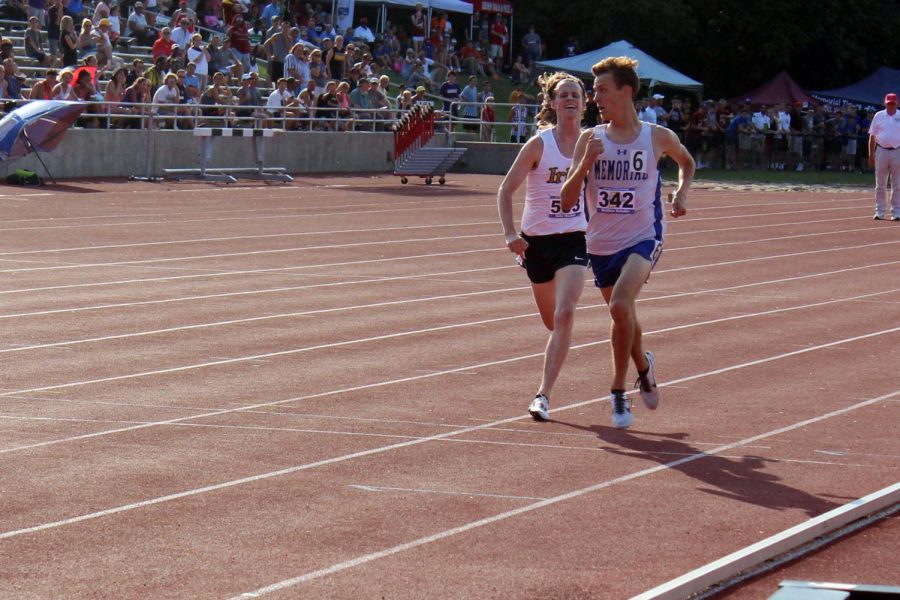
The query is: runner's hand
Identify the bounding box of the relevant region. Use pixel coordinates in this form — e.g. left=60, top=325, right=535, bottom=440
left=670, top=195, right=687, bottom=218
left=506, top=235, right=528, bottom=257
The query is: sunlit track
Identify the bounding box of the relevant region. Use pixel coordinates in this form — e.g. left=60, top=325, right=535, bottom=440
left=1, top=179, right=896, bottom=599
left=2, top=286, right=896, bottom=454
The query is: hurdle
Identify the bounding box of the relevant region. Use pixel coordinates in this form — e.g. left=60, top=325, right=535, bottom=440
left=165, top=127, right=293, bottom=183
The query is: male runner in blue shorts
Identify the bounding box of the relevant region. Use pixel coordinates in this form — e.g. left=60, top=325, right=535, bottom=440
left=561, top=56, right=695, bottom=429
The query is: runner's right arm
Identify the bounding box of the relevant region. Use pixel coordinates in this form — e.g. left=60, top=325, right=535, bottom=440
left=497, top=136, right=542, bottom=256
left=561, top=129, right=602, bottom=212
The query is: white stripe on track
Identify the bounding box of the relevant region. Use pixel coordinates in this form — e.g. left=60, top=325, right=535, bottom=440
left=2, top=287, right=897, bottom=454
left=0, top=199, right=493, bottom=234
left=230, top=388, right=900, bottom=598
left=1, top=332, right=897, bottom=545
left=0, top=248, right=500, bottom=297
left=0, top=220, right=500, bottom=257
left=5, top=257, right=895, bottom=323
left=0, top=232, right=501, bottom=274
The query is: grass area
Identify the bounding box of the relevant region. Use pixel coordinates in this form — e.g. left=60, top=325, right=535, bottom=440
left=662, top=167, right=873, bottom=187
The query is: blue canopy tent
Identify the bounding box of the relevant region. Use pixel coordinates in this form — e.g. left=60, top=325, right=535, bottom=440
left=813, top=67, right=900, bottom=110
left=535, top=40, right=703, bottom=95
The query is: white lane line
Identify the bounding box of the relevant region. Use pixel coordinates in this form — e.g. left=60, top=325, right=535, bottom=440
left=2, top=289, right=897, bottom=456
left=2, top=334, right=898, bottom=544
left=676, top=204, right=862, bottom=223
left=233, top=421, right=900, bottom=599
left=0, top=202, right=864, bottom=258
left=673, top=225, right=881, bottom=252
left=0, top=199, right=495, bottom=234
left=0, top=265, right=513, bottom=320
left=0, top=285, right=528, bottom=355
left=0, top=194, right=477, bottom=226
left=3, top=254, right=896, bottom=325
left=2, top=248, right=897, bottom=362
left=632, top=483, right=900, bottom=600
left=0, top=220, right=500, bottom=257
left=0, top=248, right=501, bottom=297
left=348, top=485, right=548, bottom=501
left=0, top=232, right=501, bottom=274
left=674, top=214, right=867, bottom=237
left=1, top=204, right=884, bottom=275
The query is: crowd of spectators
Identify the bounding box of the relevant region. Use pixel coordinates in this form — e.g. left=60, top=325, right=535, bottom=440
left=0, top=2, right=876, bottom=173
left=634, top=94, right=875, bottom=172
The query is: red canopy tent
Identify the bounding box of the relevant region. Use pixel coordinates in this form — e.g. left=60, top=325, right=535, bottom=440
left=731, top=71, right=817, bottom=107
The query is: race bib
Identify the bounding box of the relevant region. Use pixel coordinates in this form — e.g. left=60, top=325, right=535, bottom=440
left=597, top=187, right=636, bottom=214
left=548, top=195, right=582, bottom=218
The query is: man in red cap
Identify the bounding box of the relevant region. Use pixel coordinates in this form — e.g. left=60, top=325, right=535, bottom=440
left=867, top=92, right=900, bottom=220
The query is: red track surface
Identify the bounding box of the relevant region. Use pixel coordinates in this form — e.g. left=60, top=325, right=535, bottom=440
left=0, top=175, right=897, bottom=599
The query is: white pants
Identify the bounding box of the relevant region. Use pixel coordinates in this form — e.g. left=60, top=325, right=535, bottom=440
left=875, top=146, right=900, bottom=217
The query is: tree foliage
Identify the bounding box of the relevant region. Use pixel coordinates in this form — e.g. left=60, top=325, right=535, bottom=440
left=511, top=0, right=900, bottom=98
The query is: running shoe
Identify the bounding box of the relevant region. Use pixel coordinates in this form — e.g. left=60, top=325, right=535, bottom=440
left=610, top=393, right=633, bottom=429
left=874, top=213, right=885, bottom=220
left=529, top=394, right=550, bottom=421
left=893, top=216, right=900, bottom=221
left=635, top=351, right=660, bottom=410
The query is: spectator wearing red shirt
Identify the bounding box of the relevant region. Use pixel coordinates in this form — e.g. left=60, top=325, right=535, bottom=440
left=228, top=13, right=251, bottom=72
left=152, top=27, right=175, bottom=60
left=488, top=14, right=507, bottom=72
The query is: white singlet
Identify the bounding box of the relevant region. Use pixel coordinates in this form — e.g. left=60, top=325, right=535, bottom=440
left=586, top=123, right=664, bottom=255
left=521, top=128, right=586, bottom=236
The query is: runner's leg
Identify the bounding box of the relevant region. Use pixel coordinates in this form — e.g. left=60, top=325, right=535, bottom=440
left=531, top=279, right=556, bottom=331
left=603, top=253, right=652, bottom=390
left=537, top=264, right=586, bottom=397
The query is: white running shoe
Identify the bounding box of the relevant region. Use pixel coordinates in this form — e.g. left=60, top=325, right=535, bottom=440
left=635, top=351, right=660, bottom=410
left=529, top=394, right=550, bottom=421
left=610, top=393, right=633, bottom=429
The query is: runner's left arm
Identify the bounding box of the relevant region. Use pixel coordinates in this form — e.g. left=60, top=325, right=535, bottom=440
left=655, top=126, right=694, bottom=218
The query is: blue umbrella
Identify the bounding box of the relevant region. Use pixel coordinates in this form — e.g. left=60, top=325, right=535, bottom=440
left=0, top=100, right=86, bottom=182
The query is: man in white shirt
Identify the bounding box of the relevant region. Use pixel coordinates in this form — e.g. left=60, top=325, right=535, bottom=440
left=750, top=106, right=771, bottom=169
left=353, top=16, right=375, bottom=43
left=868, top=92, right=900, bottom=220
left=152, top=72, right=180, bottom=128
left=170, top=18, right=192, bottom=48
left=266, top=77, right=298, bottom=128
left=774, top=103, right=791, bottom=170
left=638, top=98, right=656, bottom=124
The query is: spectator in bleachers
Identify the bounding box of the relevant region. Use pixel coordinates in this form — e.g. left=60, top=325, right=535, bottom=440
left=186, top=32, right=209, bottom=87
left=66, top=0, right=81, bottom=18
left=325, top=35, right=348, bottom=80
left=348, top=76, right=371, bottom=128
left=199, top=70, right=233, bottom=124
left=29, top=68, right=57, bottom=99
left=46, top=0, right=63, bottom=58
left=308, top=47, right=326, bottom=93
left=206, top=34, right=230, bottom=75
left=508, top=93, right=530, bottom=143
left=314, top=78, right=337, bottom=130
left=152, top=71, right=179, bottom=127
left=400, top=48, right=415, bottom=79
left=2, top=57, right=27, bottom=98
left=75, top=17, right=96, bottom=59
left=144, top=53, right=167, bottom=91
left=170, top=17, right=193, bottom=49
left=510, top=54, right=529, bottom=84
left=92, top=17, right=114, bottom=68
left=70, top=67, right=95, bottom=100
left=479, top=95, right=494, bottom=141
left=168, top=44, right=186, bottom=71
left=107, top=5, right=122, bottom=43
left=60, top=14, right=78, bottom=66
left=410, top=2, right=425, bottom=54
left=50, top=66, right=73, bottom=98
left=0, top=0, right=28, bottom=21
left=126, top=2, right=157, bottom=45
left=124, top=57, right=143, bottom=85
left=459, top=74, right=478, bottom=128
left=152, top=27, right=173, bottom=59
left=520, top=25, right=541, bottom=70
left=236, top=70, right=264, bottom=122
left=265, top=76, right=297, bottom=128
left=227, top=12, right=251, bottom=72
left=0, top=64, right=13, bottom=100
left=284, top=42, right=308, bottom=87
left=104, top=65, right=132, bottom=126
left=335, top=79, right=352, bottom=130
left=438, top=68, right=460, bottom=115
left=458, top=41, right=484, bottom=78
left=91, top=0, right=107, bottom=23
left=261, top=18, right=293, bottom=83
left=122, top=76, right=151, bottom=128
left=353, top=15, right=374, bottom=44
left=172, top=0, right=196, bottom=26
left=25, top=16, right=52, bottom=67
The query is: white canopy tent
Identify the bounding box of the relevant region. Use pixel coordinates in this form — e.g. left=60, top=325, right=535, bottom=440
left=536, top=40, right=703, bottom=94
left=342, top=0, right=472, bottom=42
